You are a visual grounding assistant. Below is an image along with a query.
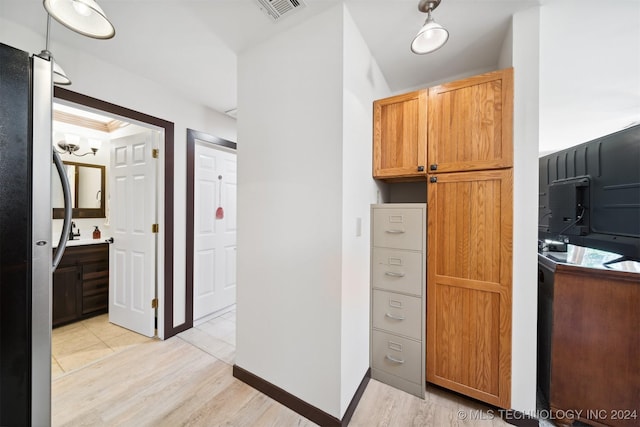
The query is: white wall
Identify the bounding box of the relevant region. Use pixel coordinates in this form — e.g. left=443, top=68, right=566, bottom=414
left=236, top=5, right=345, bottom=417
left=237, top=4, right=387, bottom=418
left=538, top=0, right=640, bottom=155
left=340, top=5, right=391, bottom=415
left=503, top=0, right=639, bottom=413
left=1, top=17, right=237, bottom=336
left=505, top=7, right=540, bottom=414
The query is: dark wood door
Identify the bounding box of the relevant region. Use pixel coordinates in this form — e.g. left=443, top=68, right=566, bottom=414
left=52, top=265, right=81, bottom=327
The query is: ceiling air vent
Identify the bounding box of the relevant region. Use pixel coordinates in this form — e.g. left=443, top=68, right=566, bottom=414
left=254, top=0, right=306, bottom=21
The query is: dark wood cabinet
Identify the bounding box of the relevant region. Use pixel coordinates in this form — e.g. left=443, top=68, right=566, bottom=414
left=52, top=265, right=81, bottom=326
left=52, top=243, right=109, bottom=327
left=540, top=256, right=640, bottom=427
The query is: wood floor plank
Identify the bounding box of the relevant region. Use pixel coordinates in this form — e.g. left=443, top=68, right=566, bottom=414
left=52, top=322, right=507, bottom=427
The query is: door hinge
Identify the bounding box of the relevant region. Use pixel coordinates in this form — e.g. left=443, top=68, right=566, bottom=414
left=152, top=148, right=159, bottom=158
left=152, top=223, right=159, bottom=233
left=151, top=298, right=158, bottom=309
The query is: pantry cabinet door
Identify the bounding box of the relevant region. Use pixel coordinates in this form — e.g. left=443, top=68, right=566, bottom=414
left=426, top=169, right=513, bottom=409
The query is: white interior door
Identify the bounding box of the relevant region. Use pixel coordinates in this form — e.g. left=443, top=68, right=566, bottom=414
left=194, top=142, right=237, bottom=321
left=109, top=132, right=157, bottom=337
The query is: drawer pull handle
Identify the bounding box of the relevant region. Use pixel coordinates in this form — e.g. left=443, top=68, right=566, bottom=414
left=385, top=229, right=405, bottom=234
left=384, top=271, right=405, bottom=278
left=385, top=312, right=405, bottom=321
left=385, top=355, right=405, bottom=364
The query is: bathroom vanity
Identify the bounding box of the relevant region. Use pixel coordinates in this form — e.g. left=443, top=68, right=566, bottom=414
left=52, top=241, right=109, bottom=327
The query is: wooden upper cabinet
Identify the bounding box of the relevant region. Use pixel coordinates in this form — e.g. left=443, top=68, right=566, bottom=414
left=373, top=90, right=427, bottom=180
left=427, top=68, right=513, bottom=173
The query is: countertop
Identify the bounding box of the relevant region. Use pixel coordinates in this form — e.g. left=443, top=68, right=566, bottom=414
left=53, top=238, right=111, bottom=249
left=538, top=245, right=640, bottom=274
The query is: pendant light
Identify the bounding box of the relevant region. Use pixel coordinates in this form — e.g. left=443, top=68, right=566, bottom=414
left=411, top=0, right=449, bottom=54
left=43, top=0, right=116, bottom=39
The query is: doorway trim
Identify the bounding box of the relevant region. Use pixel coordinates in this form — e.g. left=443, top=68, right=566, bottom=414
left=186, top=128, right=236, bottom=326
left=53, top=87, right=181, bottom=338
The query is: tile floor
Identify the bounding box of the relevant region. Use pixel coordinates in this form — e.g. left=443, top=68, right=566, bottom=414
left=51, top=306, right=237, bottom=379
left=176, top=306, right=237, bottom=365
left=51, top=314, right=155, bottom=379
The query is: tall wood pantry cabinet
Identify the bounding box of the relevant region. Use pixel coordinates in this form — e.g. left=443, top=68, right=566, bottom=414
left=371, top=68, right=514, bottom=409
left=426, top=68, right=514, bottom=408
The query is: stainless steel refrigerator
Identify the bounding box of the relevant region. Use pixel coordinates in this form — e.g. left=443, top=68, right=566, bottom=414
left=0, top=42, right=56, bottom=427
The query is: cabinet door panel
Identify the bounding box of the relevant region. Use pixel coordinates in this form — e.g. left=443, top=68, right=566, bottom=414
left=427, top=169, right=512, bottom=408
left=373, top=90, right=427, bottom=179
left=52, top=265, right=80, bottom=327
left=428, top=68, right=513, bottom=173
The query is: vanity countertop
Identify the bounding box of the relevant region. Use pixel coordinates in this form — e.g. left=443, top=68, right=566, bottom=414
left=53, top=238, right=111, bottom=249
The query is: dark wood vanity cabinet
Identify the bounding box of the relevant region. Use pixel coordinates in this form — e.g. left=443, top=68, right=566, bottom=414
left=52, top=243, right=109, bottom=327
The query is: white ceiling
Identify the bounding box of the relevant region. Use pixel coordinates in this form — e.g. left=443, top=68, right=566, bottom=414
left=2, top=0, right=541, bottom=116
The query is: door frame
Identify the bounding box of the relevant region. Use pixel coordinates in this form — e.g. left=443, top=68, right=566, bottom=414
left=53, top=87, right=182, bottom=338
left=186, top=128, right=236, bottom=326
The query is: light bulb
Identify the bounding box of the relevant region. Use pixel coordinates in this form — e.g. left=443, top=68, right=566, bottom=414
left=66, top=133, right=80, bottom=146
left=72, top=0, right=92, bottom=17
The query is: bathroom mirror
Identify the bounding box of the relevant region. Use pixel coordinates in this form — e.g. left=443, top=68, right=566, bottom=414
left=52, top=161, right=106, bottom=219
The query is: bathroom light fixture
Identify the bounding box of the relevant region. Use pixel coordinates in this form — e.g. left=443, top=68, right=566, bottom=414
left=55, top=135, right=101, bottom=156
left=43, top=0, right=116, bottom=39
left=37, top=15, right=72, bottom=85
left=411, top=0, right=449, bottom=54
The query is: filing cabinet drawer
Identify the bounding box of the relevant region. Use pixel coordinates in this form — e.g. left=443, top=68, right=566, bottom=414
left=372, top=289, right=421, bottom=340
left=371, top=248, right=423, bottom=296
left=372, top=329, right=422, bottom=385
left=372, top=208, right=424, bottom=250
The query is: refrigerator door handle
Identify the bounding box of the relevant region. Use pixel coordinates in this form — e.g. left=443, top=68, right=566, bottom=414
left=52, top=150, right=72, bottom=271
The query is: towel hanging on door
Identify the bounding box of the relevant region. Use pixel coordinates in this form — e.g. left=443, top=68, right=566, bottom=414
left=216, top=175, right=224, bottom=219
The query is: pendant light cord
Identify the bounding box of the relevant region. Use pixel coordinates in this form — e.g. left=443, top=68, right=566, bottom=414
left=40, top=14, right=53, bottom=59
left=45, top=14, right=51, bottom=52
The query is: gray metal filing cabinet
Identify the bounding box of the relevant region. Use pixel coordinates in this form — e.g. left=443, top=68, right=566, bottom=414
left=370, top=203, right=426, bottom=398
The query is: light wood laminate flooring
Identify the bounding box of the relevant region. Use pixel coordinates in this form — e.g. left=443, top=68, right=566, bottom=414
left=52, top=308, right=512, bottom=426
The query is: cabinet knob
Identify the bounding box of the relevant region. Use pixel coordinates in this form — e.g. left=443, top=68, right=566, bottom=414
left=430, top=164, right=438, bottom=171
left=417, top=165, right=425, bottom=172
left=430, top=176, right=437, bottom=183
